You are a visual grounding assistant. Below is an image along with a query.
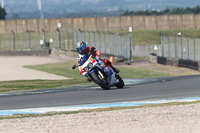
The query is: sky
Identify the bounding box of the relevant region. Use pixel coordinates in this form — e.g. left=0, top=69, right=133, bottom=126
left=2, top=0, right=200, bottom=19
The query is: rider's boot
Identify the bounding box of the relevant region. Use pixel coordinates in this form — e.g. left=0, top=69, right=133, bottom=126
left=111, top=65, right=120, bottom=73
left=104, top=59, right=120, bottom=73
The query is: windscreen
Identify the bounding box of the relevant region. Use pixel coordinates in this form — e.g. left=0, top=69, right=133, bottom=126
left=78, top=54, right=90, bottom=66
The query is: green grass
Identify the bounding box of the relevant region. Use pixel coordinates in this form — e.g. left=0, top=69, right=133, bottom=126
left=133, top=56, right=148, bottom=61
left=118, top=66, right=173, bottom=79
left=25, top=61, right=82, bottom=80
left=0, top=79, right=88, bottom=92
left=118, top=29, right=200, bottom=45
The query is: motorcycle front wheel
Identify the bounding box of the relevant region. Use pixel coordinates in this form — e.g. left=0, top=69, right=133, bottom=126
left=91, top=71, right=110, bottom=90
left=115, top=75, right=124, bottom=89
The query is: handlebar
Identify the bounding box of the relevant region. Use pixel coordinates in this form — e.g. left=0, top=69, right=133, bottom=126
left=72, top=65, right=78, bottom=69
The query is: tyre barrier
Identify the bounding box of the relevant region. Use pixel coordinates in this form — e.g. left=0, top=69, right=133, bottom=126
left=157, top=56, right=167, bottom=65
left=156, top=56, right=199, bottom=70
left=178, top=59, right=199, bottom=70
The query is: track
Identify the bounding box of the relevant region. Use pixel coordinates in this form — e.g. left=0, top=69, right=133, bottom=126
left=0, top=75, right=200, bottom=111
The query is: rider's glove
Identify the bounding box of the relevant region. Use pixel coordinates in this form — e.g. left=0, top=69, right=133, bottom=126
left=90, top=47, right=97, bottom=56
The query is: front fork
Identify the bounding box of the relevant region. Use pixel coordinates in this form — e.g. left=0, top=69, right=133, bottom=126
left=85, top=73, right=93, bottom=81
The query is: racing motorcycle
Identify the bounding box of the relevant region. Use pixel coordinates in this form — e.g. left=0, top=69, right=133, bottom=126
left=72, top=54, right=124, bottom=90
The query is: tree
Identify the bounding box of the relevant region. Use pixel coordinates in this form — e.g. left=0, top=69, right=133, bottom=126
left=121, top=5, right=200, bottom=16
left=163, top=8, right=170, bottom=14
left=192, top=5, right=200, bottom=14
left=123, top=10, right=129, bottom=15
left=0, top=6, right=6, bottom=19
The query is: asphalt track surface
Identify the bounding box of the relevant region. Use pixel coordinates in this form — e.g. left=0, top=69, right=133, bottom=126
left=0, top=75, right=200, bottom=110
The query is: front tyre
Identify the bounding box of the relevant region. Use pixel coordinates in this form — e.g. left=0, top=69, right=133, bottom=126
left=115, top=75, right=124, bottom=89
left=91, top=71, right=110, bottom=90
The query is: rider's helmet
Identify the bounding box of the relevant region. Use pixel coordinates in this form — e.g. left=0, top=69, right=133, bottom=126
left=76, top=41, right=87, bottom=54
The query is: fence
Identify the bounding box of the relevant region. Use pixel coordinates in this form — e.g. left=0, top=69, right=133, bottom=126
left=0, top=30, right=73, bottom=51
left=73, top=30, right=132, bottom=59
left=0, top=29, right=132, bottom=60
left=132, top=45, right=155, bottom=57
left=158, top=33, right=200, bottom=61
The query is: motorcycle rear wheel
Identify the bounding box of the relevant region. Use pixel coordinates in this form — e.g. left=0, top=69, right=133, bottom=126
left=91, top=71, right=110, bottom=90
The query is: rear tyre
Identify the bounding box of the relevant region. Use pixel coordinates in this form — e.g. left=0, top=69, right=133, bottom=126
left=115, top=75, right=124, bottom=89
left=91, top=71, right=110, bottom=90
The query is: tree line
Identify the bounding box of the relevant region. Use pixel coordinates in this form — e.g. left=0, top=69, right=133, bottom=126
left=0, top=6, right=6, bottom=19
left=122, top=5, right=200, bottom=16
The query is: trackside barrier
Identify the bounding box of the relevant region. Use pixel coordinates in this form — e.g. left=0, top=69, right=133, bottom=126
left=158, top=32, right=200, bottom=61
left=157, top=56, right=167, bottom=65
left=156, top=32, right=200, bottom=70
left=0, top=29, right=133, bottom=61
left=178, top=59, right=199, bottom=70
left=156, top=56, right=200, bottom=70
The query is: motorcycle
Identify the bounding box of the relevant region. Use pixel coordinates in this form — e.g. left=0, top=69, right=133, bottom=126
left=72, top=54, right=124, bottom=90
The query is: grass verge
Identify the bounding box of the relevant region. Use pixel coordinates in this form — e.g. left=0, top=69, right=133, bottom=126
left=133, top=56, right=148, bottom=61
left=118, top=66, right=173, bottom=78
left=1, top=100, right=200, bottom=120
left=118, top=29, right=200, bottom=45
left=0, top=79, right=88, bottom=92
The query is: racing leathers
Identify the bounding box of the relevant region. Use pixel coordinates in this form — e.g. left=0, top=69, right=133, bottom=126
left=85, top=46, right=119, bottom=73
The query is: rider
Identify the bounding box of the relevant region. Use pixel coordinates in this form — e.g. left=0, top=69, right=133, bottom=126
left=76, top=41, right=120, bottom=73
